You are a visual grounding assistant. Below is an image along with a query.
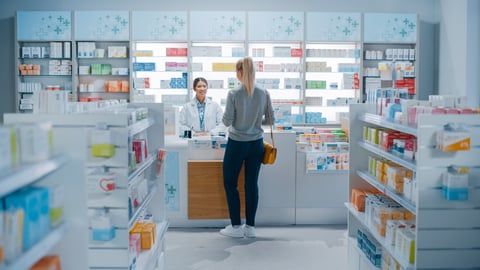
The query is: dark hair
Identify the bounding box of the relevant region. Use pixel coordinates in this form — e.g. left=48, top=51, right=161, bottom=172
left=193, top=77, right=208, bottom=89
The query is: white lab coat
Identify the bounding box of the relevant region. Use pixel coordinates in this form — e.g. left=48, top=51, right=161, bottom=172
left=179, top=98, right=225, bottom=135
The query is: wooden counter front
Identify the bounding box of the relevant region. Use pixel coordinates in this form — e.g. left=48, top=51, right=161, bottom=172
left=188, top=160, right=245, bottom=219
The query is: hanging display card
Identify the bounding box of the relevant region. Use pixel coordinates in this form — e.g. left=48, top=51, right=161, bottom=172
left=364, top=13, right=417, bottom=43
left=132, top=11, right=187, bottom=41
left=306, top=12, right=361, bottom=42
left=189, top=11, right=246, bottom=41
left=74, top=11, right=129, bottom=40
left=165, top=151, right=179, bottom=211
left=248, top=11, right=304, bottom=41
left=16, top=11, right=72, bottom=41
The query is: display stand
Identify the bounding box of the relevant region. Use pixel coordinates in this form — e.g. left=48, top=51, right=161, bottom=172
left=4, top=103, right=167, bottom=270
left=15, top=11, right=74, bottom=113
left=2, top=115, right=89, bottom=270
left=347, top=103, right=480, bottom=270
left=0, top=154, right=70, bottom=270
left=362, top=13, right=419, bottom=101
left=295, top=152, right=348, bottom=224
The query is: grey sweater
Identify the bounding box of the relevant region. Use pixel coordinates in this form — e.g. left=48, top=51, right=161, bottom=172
left=223, top=85, right=274, bottom=142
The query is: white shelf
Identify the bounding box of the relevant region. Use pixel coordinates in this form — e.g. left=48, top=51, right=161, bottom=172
left=134, top=221, right=169, bottom=270
left=129, top=117, right=155, bottom=137
left=349, top=104, right=480, bottom=270
left=356, top=170, right=416, bottom=213
left=129, top=185, right=158, bottom=229
left=346, top=203, right=415, bottom=270
left=5, top=223, right=67, bottom=270
left=358, top=113, right=417, bottom=136
left=358, top=141, right=416, bottom=171
left=0, top=154, right=68, bottom=197
left=128, top=155, right=156, bottom=183
left=306, top=169, right=348, bottom=174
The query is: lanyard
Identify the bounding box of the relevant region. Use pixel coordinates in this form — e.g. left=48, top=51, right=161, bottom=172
left=197, top=102, right=206, bottom=131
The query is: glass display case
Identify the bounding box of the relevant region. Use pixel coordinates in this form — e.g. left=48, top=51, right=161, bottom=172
left=304, top=42, right=361, bottom=124
left=75, top=41, right=130, bottom=102
left=132, top=42, right=189, bottom=105
left=190, top=42, right=246, bottom=107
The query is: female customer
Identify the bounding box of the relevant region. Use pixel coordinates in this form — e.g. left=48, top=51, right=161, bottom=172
left=220, top=57, right=274, bottom=238
left=179, top=77, right=224, bottom=136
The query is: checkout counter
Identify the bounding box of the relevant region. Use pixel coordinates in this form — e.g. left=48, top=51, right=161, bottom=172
left=164, top=129, right=348, bottom=227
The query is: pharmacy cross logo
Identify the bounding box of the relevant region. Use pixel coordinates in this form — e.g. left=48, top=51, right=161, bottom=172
left=178, top=19, right=186, bottom=27
left=54, top=26, right=62, bottom=35
left=169, top=26, right=178, bottom=35
left=147, top=14, right=186, bottom=39
left=167, top=185, right=177, bottom=195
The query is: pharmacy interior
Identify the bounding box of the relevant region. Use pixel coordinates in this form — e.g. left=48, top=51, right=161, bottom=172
left=1, top=2, right=480, bottom=270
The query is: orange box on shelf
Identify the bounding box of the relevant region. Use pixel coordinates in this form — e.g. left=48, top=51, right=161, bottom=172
left=391, top=208, right=405, bottom=220
left=377, top=223, right=386, bottom=237
left=30, top=255, right=61, bottom=270
left=351, top=189, right=367, bottom=212
left=141, top=222, right=156, bottom=242
left=404, top=209, right=416, bottom=221
left=378, top=209, right=393, bottom=225
left=121, top=80, right=129, bottom=92
left=140, top=223, right=155, bottom=250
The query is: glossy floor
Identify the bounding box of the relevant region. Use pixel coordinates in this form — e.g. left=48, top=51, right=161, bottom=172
left=164, top=225, right=348, bottom=270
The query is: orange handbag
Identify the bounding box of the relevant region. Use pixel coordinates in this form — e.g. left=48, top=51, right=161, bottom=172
left=262, top=94, right=277, bottom=165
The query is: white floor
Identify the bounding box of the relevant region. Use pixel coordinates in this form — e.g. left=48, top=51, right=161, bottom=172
left=164, top=225, right=348, bottom=270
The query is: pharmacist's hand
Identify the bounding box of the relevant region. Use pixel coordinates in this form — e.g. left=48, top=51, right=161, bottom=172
left=194, top=132, right=210, bottom=136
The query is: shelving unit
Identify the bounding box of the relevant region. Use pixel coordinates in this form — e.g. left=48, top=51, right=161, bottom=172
left=5, top=224, right=67, bottom=270
left=131, top=42, right=189, bottom=105
left=0, top=154, right=68, bottom=270
left=84, top=103, right=167, bottom=270
left=15, top=11, right=74, bottom=113
left=4, top=111, right=91, bottom=270
left=248, top=42, right=303, bottom=122
left=348, top=103, right=480, bottom=270
left=3, top=114, right=90, bottom=270
left=4, top=103, right=168, bottom=270
left=362, top=42, right=417, bottom=100
left=75, top=41, right=130, bottom=102
left=362, top=13, right=419, bottom=102
left=304, top=42, right=360, bottom=124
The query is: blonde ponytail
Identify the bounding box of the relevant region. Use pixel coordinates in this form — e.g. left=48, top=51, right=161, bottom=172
left=236, top=57, right=255, bottom=96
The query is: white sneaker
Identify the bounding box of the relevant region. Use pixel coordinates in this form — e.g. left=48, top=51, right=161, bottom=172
left=220, top=225, right=244, bottom=238
left=243, top=224, right=256, bottom=238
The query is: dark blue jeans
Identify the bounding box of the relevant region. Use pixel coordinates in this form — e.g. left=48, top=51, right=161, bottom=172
left=223, top=138, right=264, bottom=226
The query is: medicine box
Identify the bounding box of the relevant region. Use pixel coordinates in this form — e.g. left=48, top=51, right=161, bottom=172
left=108, top=46, right=127, bottom=58
left=5, top=188, right=42, bottom=251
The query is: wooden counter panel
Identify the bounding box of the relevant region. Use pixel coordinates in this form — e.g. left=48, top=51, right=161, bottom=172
left=188, top=160, right=245, bottom=219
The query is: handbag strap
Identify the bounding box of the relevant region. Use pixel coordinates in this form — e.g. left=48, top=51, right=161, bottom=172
left=266, top=92, right=275, bottom=147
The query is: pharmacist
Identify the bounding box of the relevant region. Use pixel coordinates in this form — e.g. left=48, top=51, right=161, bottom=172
left=179, top=77, right=225, bottom=136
